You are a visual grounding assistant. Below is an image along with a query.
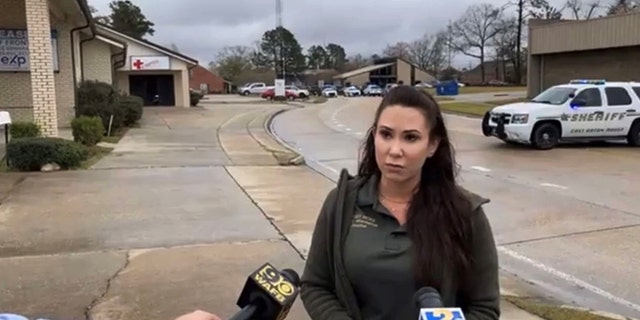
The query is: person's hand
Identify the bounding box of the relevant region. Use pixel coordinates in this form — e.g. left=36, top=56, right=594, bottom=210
left=174, top=310, right=223, bottom=320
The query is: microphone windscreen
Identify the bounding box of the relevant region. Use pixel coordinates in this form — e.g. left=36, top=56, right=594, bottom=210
left=280, top=268, right=301, bottom=286
left=414, top=287, right=443, bottom=308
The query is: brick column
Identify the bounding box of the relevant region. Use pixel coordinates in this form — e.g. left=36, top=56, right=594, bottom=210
left=25, top=0, right=58, bottom=136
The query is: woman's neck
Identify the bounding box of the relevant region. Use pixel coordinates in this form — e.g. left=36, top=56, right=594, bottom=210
left=378, top=174, right=420, bottom=202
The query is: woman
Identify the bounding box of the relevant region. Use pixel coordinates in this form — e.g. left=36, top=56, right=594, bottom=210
left=300, top=85, right=500, bottom=320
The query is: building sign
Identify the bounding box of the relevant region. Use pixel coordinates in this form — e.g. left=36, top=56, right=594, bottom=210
left=130, top=56, right=170, bottom=70
left=0, top=28, right=59, bottom=72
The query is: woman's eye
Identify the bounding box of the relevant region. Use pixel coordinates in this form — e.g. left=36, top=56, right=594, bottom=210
left=405, top=134, right=419, bottom=142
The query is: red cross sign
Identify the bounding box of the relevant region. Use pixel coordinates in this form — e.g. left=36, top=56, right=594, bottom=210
left=133, top=59, right=144, bottom=69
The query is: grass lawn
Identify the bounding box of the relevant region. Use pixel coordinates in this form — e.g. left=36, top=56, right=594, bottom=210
left=80, top=145, right=114, bottom=169
left=102, top=126, right=129, bottom=144
left=505, top=295, right=622, bottom=320
left=439, top=102, right=494, bottom=117
left=309, top=96, right=328, bottom=104
left=439, top=97, right=530, bottom=117
left=424, top=86, right=526, bottom=95
left=0, top=157, right=8, bottom=172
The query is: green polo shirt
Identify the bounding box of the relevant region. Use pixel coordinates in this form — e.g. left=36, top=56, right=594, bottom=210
left=343, top=175, right=418, bottom=320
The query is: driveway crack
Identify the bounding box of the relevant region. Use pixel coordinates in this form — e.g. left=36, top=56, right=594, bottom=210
left=84, top=250, right=131, bottom=320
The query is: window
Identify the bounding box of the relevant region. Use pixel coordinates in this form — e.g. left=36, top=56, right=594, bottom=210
left=631, top=87, right=640, bottom=100
left=531, top=86, right=576, bottom=105
left=605, top=87, right=632, bottom=106
left=573, top=88, right=602, bottom=107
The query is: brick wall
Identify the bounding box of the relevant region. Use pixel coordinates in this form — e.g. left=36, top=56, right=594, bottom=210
left=0, top=0, right=34, bottom=121
left=53, top=21, right=74, bottom=129
left=0, top=0, right=77, bottom=133
left=26, top=0, right=58, bottom=136
left=188, top=65, right=225, bottom=93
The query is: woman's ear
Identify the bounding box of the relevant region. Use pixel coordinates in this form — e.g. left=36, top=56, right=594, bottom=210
left=427, top=137, right=441, bottom=157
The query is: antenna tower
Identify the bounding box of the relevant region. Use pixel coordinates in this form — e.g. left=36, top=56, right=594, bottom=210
left=276, top=0, right=282, bottom=28
left=275, top=0, right=285, bottom=80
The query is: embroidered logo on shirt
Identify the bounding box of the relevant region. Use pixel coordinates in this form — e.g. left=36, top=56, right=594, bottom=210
left=352, top=213, right=378, bottom=228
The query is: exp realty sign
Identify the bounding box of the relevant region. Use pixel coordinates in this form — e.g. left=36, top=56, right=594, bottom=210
left=0, top=28, right=59, bottom=72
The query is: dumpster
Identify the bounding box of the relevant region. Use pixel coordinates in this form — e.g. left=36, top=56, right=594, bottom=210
left=435, top=81, right=459, bottom=96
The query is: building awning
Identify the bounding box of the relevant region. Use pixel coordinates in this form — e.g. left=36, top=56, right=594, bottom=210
left=333, top=62, right=395, bottom=80
left=95, top=35, right=125, bottom=48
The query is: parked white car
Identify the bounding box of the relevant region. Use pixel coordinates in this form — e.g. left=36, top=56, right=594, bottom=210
left=343, top=86, right=362, bottom=97
left=322, top=86, right=338, bottom=98
left=414, top=82, right=433, bottom=88
left=238, top=82, right=268, bottom=95
left=363, top=84, right=383, bottom=96
left=482, top=79, right=640, bottom=149
left=285, top=85, right=310, bottom=99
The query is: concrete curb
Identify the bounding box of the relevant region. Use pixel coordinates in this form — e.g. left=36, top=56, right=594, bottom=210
left=557, top=305, right=639, bottom=320
left=502, top=293, right=639, bottom=320
left=263, top=107, right=305, bottom=166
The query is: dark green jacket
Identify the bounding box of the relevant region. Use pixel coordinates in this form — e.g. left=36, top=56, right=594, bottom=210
left=300, top=169, right=500, bottom=320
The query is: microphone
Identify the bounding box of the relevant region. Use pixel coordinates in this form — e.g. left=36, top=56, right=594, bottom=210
left=414, top=287, right=466, bottom=320
left=230, top=262, right=301, bottom=320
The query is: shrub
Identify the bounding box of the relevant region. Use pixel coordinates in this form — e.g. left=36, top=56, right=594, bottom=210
left=190, top=90, right=203, bottom=107
left=120, top=95, right=144, bottom=126
left=6, top=137, right=88, bottom=171
left=9, top=121, right=40, bottom=139
left=71, top=116, right=104, bottom=146
left=76, top=80, right=126, bottom=131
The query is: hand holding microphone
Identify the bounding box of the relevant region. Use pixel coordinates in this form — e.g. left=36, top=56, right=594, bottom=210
left=174, top=310, right=223, bottom=320
left=414, top=287, right=466, bottom=320
left=229, top=262, right=301, bottom=320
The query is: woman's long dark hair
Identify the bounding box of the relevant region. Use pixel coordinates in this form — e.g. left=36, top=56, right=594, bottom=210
left=357, top=85, right=474, bottom=289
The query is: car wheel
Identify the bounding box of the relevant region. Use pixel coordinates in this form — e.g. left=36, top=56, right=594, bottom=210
left=531, top=122, right=560, bottom=150
left=481, top=112, right=492, bottom=136
left=627, top=120, right=640, bottom=146
left=299, top=93, right=307, bottom=99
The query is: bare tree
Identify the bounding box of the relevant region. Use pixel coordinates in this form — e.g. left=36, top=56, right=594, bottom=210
left=492, top=17, right=518, bottom=82
left=426, top=32, right=449, bottom=78
left=409, top=35, right=432, bottom=71
left=607, top=0, right=640, bottom=15
left=565, top=0, right=602, bottom=18
left=450, top=3, right=503, bottom=83
left=344, top=54, right=370, bottom=70
left=210, top=45, right=255, bottom=82
left=382, top=41, right=412, bottom=60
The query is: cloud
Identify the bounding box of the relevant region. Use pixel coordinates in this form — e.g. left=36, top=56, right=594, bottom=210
left=88, top=0, right=571, bottom=67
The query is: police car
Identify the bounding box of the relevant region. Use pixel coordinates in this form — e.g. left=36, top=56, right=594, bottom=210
left=481, top=79, right=640, bottom=149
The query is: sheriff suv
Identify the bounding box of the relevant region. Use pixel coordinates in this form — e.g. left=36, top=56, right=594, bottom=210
left=481, top=79, right=640, bottom=150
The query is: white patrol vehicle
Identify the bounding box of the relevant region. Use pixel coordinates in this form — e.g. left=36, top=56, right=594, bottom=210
left=481, top=79, right=640, bottom=149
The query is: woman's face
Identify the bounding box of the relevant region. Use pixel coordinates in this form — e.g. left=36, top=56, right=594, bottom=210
left=374, top=105, right=439, bottom=183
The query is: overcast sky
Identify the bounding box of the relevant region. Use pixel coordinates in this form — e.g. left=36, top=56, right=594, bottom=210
left=89, top=0, right=574, bottom=68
